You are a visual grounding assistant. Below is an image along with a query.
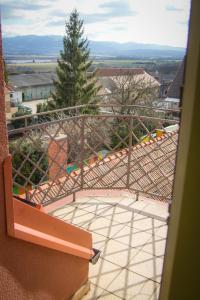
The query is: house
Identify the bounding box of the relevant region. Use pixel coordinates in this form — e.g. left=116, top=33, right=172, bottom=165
left=8, top=73, right=56, bottom=101
left=1, top=2, right=200, bottom=299
left=4, top=84, right=18, bottom=119
left=95, top=68, right=161, bottom=104
left=164, top=59, right=185, bottom=109
left=9, top=87, right=22, bottom=105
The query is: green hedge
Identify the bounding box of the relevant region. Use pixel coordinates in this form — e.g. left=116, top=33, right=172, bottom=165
left=9, top=139, right=48, bottom=186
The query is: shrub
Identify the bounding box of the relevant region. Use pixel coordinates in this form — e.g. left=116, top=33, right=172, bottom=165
left=10, top=139, right=48, bottom=186
left=11, top=106, right=32, bottom=129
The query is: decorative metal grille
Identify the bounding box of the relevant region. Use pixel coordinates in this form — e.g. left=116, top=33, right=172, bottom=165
left=8, top=104, right=179, bottom=205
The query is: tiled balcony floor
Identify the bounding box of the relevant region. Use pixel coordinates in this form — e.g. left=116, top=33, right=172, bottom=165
left=51, top=193, right=168, bottom=300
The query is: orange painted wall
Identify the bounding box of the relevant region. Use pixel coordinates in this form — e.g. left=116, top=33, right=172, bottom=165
left=0, top=24, right=89, bottom=300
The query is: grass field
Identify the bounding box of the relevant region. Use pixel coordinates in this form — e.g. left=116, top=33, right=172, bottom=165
left=7, top=58, right=181, bottom=74
left=8, top=62, right=57, bottom=73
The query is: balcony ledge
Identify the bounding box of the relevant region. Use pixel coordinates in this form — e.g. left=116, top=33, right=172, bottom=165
left=4, top=155, right=93, bottom=261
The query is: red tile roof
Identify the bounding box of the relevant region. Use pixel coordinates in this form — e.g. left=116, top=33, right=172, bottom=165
left=30, top=131, right=178, bottom=204
left=96, top=68, right=145, bottom=77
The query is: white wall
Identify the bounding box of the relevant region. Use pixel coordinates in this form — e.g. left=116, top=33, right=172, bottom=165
left=10, top=91, right=22, bottom=104
left=165, top=97, right=180, bottom=109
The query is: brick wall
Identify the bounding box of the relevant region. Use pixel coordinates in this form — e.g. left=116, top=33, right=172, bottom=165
left=48, top=135, right=68, bottom=180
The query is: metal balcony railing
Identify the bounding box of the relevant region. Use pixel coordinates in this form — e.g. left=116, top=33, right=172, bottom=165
left=8, top=103, right=180, bottom=206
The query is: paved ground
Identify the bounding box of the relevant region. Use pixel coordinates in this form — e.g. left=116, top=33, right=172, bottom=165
left=51, top=193, right=168, bottom=300
left=22, top=99, right=48, bottom=113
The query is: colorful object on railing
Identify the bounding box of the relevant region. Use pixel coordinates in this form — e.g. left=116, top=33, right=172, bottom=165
left=86, top=150, right=109, bottom=165
left=140, top=124, right=179, bottom=143
left=66, top=164, right=78, bottom=174
left=98, top=150, right=109, bottom=159
left=156, top=129, right=165, bottom=138
left=66, top=150, right=109, bottom=174
left=13, top=184, right=32, bottom=195
left=140, top=133, right=156, bottom=143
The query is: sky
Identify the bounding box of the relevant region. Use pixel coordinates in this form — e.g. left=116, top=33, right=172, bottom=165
left=1, top=0, right=191, bottom=47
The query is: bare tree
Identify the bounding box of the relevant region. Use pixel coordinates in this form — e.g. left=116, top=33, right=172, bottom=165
left=103, top=71, right=162, bottom=148
left=108, top=71, right=160, bottom=114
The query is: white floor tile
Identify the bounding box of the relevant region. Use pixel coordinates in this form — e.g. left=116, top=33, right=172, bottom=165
left=106, top=268, right=159, bottom=300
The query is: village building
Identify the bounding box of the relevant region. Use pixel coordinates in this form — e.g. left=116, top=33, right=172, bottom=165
left=8, top=73, right=56, bottom=101
left=7, top=68, right=160, bottom=113
left=164, top=59, right=185, bottom=110
left=4, top=84, right=18, bottom=119
left=96, top=67, right=160, bottom=96
left=9, top=87, right=22, bottom=105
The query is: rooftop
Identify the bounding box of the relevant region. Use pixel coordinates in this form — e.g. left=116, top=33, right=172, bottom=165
left=96, top=68, right=145, bottom=77
left=50, top=190, right=168, bottom=299
left=167, top=59, right=185, bottom=99
left=9, top=72, right=56, bottom=88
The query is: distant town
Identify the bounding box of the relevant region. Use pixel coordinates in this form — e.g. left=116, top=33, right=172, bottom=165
left=4, top=32, right=184, bottom=123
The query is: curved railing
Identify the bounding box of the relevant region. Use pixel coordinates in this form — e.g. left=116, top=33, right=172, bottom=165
left=8, top=103, right=180, bottom=205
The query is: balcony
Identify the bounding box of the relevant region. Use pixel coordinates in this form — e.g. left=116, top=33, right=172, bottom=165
left=8, top=103, right=179, bottom=299
left=50, top=190, right=168, bottom=299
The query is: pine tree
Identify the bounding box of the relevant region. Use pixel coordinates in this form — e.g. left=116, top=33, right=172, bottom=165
left=52, top=9, right=100, bottom=110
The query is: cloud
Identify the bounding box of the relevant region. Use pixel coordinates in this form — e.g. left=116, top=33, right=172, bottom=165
left=112, top=26, right=126, bottom=31
left=49, top=10, right=68, bottom=18
left=2, top=1, right=48, bottom=11
left=83, top=13, right=110, bottom=24
left=178, top=20, right=188, bottom=26
left=100, top=0, right=136, bottom=17
left=48, top=2, right=137, bottom=27
left=83, top=1, right=137, bottom=24
left=48, top=20, right=66, bottom=27
left=1, top=1, right=48, bottom=20
left=166, top=5, right=184, bottom=12
left=1, top=0, right=190, bottom=47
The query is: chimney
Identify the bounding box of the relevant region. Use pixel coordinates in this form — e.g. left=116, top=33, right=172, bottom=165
left=48, top=134, right=68, bottom=180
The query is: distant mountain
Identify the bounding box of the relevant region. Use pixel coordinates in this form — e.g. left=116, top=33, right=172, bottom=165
left=3, top=35, right=186, bottom=59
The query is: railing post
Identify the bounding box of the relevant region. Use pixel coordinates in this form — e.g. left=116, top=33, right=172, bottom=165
left=127, top=116, right=133, bottom=189
left=80, top=116, right=85, bottom=189
left=136, top=191, right=139, bottom=201
left=25, top=117, right=28, bottom=128
left=73, top=192, right=76, bottom=202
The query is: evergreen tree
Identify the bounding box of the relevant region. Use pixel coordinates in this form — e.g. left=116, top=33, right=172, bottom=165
left=52, top=9, right=100, bottom=109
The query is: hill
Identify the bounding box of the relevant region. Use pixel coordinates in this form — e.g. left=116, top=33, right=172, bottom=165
left=3, top=35, right=185, bottom=59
